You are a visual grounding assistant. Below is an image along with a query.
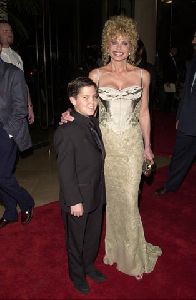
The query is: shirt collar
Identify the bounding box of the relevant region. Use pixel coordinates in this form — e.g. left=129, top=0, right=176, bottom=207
left=2, top=47, right=12, bottom=53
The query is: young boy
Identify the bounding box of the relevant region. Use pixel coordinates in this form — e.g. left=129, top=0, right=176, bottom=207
left=54, top=77, right=106, bottom=294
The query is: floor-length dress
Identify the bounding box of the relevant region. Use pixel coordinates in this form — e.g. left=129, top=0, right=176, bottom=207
left=98, top=81, right=162, bottom=276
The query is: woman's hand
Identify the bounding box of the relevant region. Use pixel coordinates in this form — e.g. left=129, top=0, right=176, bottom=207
left=144, top=145, right=154, bottom=165
left=70, top=203, right=84, bottom=217
left=59, top=108, right=74, bottom=125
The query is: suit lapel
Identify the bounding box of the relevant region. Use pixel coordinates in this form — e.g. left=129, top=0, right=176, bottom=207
left=72, top=111, right=105, bottom=157
left=89, top=119, right=105, bottom=159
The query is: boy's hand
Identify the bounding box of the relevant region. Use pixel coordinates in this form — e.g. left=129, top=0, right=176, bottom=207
left=59, top=108, right=74, bottom=125
left=70, top=203, right=84, bottom=217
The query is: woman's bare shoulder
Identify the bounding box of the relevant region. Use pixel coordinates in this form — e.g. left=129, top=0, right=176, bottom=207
left=88, top=68, right=98, bottom=82
left=127, top=64, right=148, bottom=74
left=141, top=68, right=150, bottom=83
left=136, top=66, right=149, bottom=77
left=89, top=68, right=98, bottom=76
left=131, top=66, right=150, bottom=81
left=89, top=66, right=110, bottom=82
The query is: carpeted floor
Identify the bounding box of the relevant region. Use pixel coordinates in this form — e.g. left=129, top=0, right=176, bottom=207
left=0, top=165, right=196, bottom=299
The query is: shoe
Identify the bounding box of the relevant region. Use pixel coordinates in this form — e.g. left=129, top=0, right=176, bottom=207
left=135, top=274, right=143, bottom=280
left=0, top=218, right=16, bottom=229
left=21, top=208, right=33, bottom=224
left=87, top=269, right=106, bottom=283
left=154, top=186, right=168, bottom=196
left=73, top=280, right=89, bottom=294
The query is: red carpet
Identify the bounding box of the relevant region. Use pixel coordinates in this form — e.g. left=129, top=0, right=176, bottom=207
left=0, top=165, right=196, bottom=299
left=152, top=111, right=177, bottom=156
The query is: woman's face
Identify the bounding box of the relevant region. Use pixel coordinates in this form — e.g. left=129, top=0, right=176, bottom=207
left=108, top=35, right=130, bottom=62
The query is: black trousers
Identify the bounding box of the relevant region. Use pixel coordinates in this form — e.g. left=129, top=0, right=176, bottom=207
left=0, top=126, right=34, bottom=220
left=165, top=130, right=196, bottom=191
left=62, top=204, right=103, bottom=283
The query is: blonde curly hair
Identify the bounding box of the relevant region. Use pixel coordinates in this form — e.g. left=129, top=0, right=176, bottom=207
left=101, top=15, right=138, bottom=65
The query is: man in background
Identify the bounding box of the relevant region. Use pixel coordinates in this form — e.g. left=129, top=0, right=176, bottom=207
left=135, top=39, right=157, bottom=115
left=0, top=20, right=34, bottom=124
left=0, top=40, right=34, bottom=228
left=155, top=31, right=196, bottom=196
left=162, top=46, right=178, bottom=112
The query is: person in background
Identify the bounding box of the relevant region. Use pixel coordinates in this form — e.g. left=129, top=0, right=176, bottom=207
left=155, top=31, right=196, bottom=196
left=162, top=46, right=178, bottom=112
left=61, top=15, right=162, bottom=279
left=0, top=41, right=34, bottom=228
left=135, top=39, right=157, bottom=114
left=0, top=20, right=34, bottom=124
left=54, top=77, right=106, bottom=294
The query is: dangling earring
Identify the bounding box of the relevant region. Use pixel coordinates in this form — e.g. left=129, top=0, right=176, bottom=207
left=127, top=52, right=131, bottom=62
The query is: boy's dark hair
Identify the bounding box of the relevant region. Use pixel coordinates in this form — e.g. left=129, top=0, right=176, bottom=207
left=68, top=77, right=97, bottom=98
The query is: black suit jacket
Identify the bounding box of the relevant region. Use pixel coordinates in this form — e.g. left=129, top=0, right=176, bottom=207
left=0, top=58, right=32, bottom=151
left=54, top=111, right=106, bottom=213
left=177, top=56, right=196, bottom=136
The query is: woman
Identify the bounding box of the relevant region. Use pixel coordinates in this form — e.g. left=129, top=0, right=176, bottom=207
left=62, top=15, right=162, bottom=279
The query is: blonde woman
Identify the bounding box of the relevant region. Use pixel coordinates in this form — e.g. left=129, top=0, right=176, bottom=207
left=62, top=15, right=162, bottom=279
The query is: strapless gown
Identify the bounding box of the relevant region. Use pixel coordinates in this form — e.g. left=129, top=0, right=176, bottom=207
left=98, top=86, right=162, bottom=276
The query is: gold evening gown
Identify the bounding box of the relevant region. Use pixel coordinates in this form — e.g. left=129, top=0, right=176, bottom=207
left=98, top=72, right=162, bottom=277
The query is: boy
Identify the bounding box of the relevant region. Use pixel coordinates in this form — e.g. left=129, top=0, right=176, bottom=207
left=54, top=77, right=106, bottom=294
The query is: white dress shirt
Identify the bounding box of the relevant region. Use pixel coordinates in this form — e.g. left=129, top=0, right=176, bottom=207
left=1, top=47, right=23, bottom=71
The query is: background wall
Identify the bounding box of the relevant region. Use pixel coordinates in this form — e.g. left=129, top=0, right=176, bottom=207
left=134, top=0, right=157, bottom=64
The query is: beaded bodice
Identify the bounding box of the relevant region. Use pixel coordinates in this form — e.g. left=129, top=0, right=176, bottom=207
left=98, top=86, right=142, bottom=133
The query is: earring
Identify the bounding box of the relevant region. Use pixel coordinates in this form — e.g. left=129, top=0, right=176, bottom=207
left=127, top=52, right=131, bottom=63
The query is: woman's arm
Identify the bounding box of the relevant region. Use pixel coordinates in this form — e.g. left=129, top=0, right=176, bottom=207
left=139, top=69, right=154, bottom=163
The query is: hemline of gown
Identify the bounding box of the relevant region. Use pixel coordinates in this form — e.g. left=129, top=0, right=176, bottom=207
left=103, top=242, right=162, bottom=277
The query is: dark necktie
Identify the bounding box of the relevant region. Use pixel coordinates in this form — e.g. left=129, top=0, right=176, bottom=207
left=89, top=121, right=105, bottom=159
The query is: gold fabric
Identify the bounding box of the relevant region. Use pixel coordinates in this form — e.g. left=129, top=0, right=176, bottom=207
left=99, top=86, right=162, bottom=276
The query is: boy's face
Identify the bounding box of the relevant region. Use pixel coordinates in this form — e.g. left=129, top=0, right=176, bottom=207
left=70, top=85, right=98, bottom=116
